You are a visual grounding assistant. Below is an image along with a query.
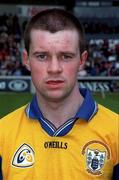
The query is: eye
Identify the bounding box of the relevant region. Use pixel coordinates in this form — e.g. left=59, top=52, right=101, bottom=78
left=62, top=54, right=73, bottom=61
left=36, top=54, right=47, bottom=61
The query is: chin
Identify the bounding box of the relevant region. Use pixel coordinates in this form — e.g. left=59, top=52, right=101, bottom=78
left=44, top=92, right=66, bottom=102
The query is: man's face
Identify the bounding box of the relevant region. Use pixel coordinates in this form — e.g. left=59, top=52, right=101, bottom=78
left=24, top=29, right=87, bottom=102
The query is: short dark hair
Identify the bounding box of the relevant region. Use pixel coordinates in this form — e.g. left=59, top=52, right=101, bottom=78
left=24, top=8, right=86, bottom=54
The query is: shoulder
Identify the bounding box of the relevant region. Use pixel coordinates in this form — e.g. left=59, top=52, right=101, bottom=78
left=0, top=104, right=28, bottom=128
left=98, top=104, right=118, bottom=122
left=91, top=104, right=119, bottom=134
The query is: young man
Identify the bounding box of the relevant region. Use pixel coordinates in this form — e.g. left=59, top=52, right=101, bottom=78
left=0, top=8, right=118, bottom=180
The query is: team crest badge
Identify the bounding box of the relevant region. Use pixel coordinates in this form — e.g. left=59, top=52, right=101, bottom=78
left=86, top=149, right=106, bottom=175
left=12, top=143, right=35, bottom=168
left=82, top=140, right=110, bottom=175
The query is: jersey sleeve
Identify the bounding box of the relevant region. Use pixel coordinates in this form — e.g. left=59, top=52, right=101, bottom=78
left=0, top=157, right=3, bottom=180
left=112, top=114, right=119, bottom=180
left=0, top=121, right=3, bottom=180
left=112, top=164, right=119, bottom=180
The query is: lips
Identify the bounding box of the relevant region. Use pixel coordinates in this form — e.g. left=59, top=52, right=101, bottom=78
left=46, top=80, right=64, bottom=85
left=46, top=80, right=64, bottom=89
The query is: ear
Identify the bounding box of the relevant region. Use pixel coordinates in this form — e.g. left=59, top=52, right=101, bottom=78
left=22, top=49, right=31, bottom=71
left=79, top=50, right=88, bottom=71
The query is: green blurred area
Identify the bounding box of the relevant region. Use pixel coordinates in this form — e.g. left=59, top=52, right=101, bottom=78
left=93, top=92, right=119, bottom=114
left=0, top=93, right=33, bottom=118
left=0, top=92, right=119, bottom=118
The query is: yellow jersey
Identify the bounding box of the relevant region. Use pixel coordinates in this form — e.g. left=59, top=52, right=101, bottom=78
left=0, top=89, right=119, bottom=180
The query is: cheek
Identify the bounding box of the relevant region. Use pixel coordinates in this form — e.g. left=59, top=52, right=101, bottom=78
left=30, top=63, right=45, bottom=82
left=65, top=64, right=79, bottom=78
left=65, top=64, right=80, bottom=85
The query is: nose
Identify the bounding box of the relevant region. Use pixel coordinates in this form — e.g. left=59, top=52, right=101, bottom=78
left=47, top=57, right=62, bottom=74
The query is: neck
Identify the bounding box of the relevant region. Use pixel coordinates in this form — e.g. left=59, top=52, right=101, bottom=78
left=36, top=86, right=83, bottom=128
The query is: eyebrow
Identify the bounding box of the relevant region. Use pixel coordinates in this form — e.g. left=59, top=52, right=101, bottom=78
left=32, top=50, right=77, bottom=56
left=60, top=51, right=76, bottom=55
left=32, top=51, right=48, bottom=55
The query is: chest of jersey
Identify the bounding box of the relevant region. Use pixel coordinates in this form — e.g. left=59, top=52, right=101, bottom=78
left=2, top=118, right=113, bottom=180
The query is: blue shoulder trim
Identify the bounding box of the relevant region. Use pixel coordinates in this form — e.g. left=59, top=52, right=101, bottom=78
left=112, top=164, right=119, bottom=180
left=26, top=95, right=44, bottom=120
left=75, top=89, right=98, bottom=121
left=0, top=156, right=3, bottom=180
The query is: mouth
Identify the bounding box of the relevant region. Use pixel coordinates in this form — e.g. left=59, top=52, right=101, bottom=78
left=46, top=80, right=64, bottom=85
left=46, top=80, right=64, bottom=88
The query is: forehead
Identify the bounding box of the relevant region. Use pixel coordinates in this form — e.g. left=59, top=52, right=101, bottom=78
left=30, top=29, right=79, bottom=50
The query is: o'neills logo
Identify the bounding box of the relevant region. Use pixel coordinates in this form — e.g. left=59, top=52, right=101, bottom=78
left=44, top=141, right=68, bottom=149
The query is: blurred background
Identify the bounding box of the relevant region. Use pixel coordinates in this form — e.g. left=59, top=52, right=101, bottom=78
left=0, top=0, right=119, bottom=117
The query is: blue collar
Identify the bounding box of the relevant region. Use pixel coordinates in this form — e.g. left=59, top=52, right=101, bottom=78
left=25, top=88, right=98, bottom=136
